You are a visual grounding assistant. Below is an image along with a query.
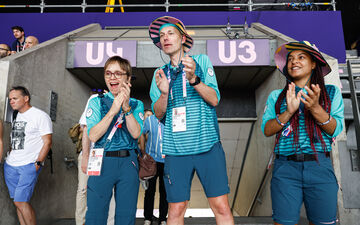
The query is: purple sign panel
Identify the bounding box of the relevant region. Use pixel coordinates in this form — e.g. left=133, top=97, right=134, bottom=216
left=207, top=39, right=270, bottom=66
left=73, top=41, right=137, bottom=67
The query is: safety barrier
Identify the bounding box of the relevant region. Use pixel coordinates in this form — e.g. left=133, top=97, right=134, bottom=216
left=0, top=0, right=336, bottom=13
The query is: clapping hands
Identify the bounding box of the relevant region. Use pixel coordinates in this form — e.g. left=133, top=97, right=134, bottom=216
left=286, top=82, right=321, bottom=115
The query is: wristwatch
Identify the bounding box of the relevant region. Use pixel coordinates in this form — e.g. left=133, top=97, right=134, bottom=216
left=124, top=106, right=132, bottom=116
left=35, top=161, right=44, bottom=166
left=125, top=110, right=133, bottom=116
left=189, top=76, right=201, bottom=86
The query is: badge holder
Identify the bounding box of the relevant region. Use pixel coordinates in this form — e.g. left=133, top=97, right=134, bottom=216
left=166, top=66, right=188, bottom=133
left=87, top=148, right=104, bottom=176
left=172, top=106, right=186, bottom=132
left=87, top=112, right=124, bottom=176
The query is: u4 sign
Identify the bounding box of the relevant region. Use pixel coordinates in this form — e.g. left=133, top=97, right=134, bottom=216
left=207, top=39, right=270, bottom=66
left=73, top=41, right=137, bottom=67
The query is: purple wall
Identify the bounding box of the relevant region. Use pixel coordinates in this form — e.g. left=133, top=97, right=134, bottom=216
left=0, top=11, right=345, bottom=63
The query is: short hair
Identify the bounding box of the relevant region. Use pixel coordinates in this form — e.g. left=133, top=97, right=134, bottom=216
left=10, top=86, right=31, bottom=102
left=11, top=26, right=24, bottom=32
left=0, top=44, right=10, bottom=51
left=104, top=56, right=132, bottom=78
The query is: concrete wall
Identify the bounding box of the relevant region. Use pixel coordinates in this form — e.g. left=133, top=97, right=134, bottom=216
left=0, top=24, right=102, bottom=225
left=232, top=64, right=284, bottom=217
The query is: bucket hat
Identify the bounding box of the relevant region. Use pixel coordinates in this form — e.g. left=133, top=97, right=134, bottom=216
left=274, top=41, right=331, bottom=76
left=149, top=16, right=193, bottom=53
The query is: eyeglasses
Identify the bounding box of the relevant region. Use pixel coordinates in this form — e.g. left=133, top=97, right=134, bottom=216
left=104, top=71, right=127, bottom=79
left=91, top=88, right=104, bottom=93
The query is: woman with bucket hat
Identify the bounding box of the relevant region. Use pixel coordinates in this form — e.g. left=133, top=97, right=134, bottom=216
left=262, top=41, right=344, bottom=225
left=149, top=16, right=234, bottom=225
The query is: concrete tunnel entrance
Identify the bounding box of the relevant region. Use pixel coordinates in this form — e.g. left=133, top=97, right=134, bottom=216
left=65, top=23, right=278, bottom=216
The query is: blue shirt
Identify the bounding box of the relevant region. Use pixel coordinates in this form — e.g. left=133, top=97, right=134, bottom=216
left=143, top=115, right=165, bottom=163
left=86, top=92, right=144, bottom=151
left=150, top=54, right=220, bottom=156
left=261, top=84, right=344, bottom=155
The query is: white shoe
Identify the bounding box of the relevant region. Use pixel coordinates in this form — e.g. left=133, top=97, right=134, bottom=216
left=144, top=220, right=152, bottom=225
left=160, top=221, right=167, bottom=225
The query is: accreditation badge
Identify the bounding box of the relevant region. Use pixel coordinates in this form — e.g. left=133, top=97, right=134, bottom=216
left=172, top=106, right=186, bottom=132
left=87, top=148, right=104, bottom=176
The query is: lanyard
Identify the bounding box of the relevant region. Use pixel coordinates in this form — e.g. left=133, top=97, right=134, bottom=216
left=158, top=120, right=162, bottom=141
left=167, top=65, right=187, bottom=101
left=157, top=120, right=165, bottom=157
left=107, top=112, right=124, bottom=141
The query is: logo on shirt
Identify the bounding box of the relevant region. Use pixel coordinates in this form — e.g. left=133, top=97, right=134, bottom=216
left=207, top=67, right=214, bottom=77
left=11, top=121, right=26, bottom=150
left=86, top=108, right=93, bottom=118
left=139, top=112, right=144, bottom=121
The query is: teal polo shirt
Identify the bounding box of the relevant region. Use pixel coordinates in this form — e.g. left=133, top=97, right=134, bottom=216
left=150, top=54, right=220, bottom=156
left=261, top=84, right=344, bottom=155
left=86, top=92, right=144, bottom=151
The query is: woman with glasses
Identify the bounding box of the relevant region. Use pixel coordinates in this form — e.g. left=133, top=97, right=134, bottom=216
left=85, top=56, right=144, bottom=225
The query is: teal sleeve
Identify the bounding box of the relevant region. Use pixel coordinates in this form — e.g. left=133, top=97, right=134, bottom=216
left=150, top=68, right=162, bottom=114
left=194, top=54, right=221, bottom=104
left=86, top=97, right=101, bottom=135
left=328, top=85, right=344, bottom=138
left=261, top=90, right=282, bottom=135
left=132, top=99, right=144, bottom=136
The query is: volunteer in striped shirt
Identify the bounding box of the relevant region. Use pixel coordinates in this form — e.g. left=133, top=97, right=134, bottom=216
left=262, top=41, right=344, bottom=225
left=149, top=16, right=234, bottom=225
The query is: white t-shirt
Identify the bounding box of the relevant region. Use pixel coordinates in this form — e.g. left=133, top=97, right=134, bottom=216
left=79, top=94, right=98, bottom=126
left=6, top=107, right=53, bottom=166
left=78, top=94, right=98, bottom=154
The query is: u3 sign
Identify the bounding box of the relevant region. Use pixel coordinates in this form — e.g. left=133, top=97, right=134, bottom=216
left=207, top=39, right=270, bottom=66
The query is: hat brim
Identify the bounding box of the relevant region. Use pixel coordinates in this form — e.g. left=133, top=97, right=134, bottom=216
left=149, top=16, right=193, bottom=53
left=274, top=42, right=331, bottom=77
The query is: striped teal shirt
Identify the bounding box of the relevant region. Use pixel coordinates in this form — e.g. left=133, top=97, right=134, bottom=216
left=261, top=85, right=344, bottom=155
left=86, top=92, right=144, bottom=151
left=150, top=54, right=220, bottom=156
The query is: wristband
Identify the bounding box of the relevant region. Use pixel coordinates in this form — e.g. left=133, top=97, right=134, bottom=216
left=275, top=114, right=285, bottom=126
left=316, top=115, right=332, bottom=126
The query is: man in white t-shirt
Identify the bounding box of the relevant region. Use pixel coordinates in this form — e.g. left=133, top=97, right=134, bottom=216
left=4, top=86, right=52, bottom=225
left=76, top=92, right=97, bottom=225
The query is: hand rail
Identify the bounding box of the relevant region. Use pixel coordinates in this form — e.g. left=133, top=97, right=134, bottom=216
left=0, top=1, right=336, bottom=13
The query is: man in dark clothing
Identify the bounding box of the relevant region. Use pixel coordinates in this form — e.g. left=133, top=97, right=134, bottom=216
left=10, top=26, right=25, bottom=54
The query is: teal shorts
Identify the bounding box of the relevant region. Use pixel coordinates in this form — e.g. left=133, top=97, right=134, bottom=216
left=271, top=152, right=338, bottom=225
left=163, top=142, right=230, bottom=203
